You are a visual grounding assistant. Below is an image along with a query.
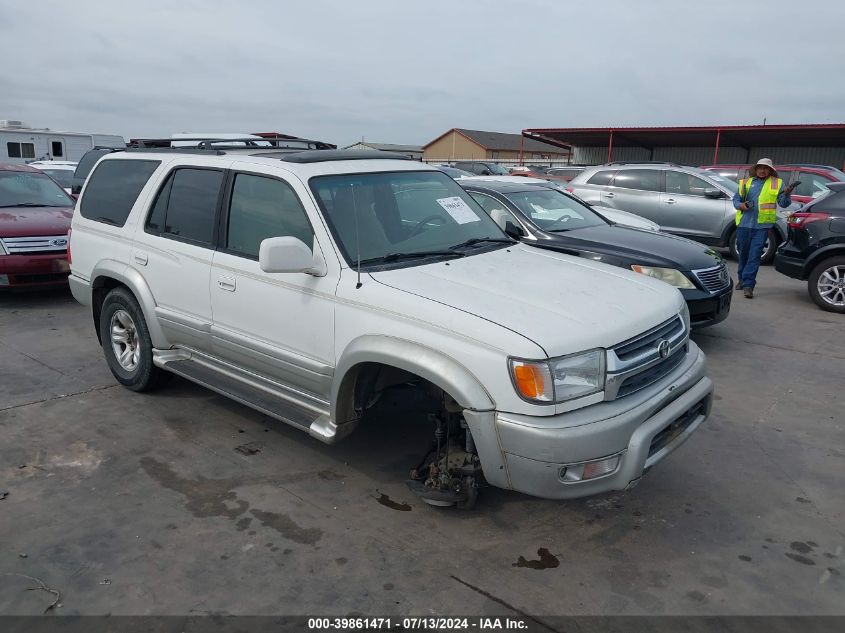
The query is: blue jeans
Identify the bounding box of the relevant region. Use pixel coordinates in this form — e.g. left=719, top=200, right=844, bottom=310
left=736, top=227, right=769, bottom=289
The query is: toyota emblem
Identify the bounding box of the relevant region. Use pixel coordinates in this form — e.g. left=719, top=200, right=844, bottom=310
left=657, top=339, right=671, bottom=359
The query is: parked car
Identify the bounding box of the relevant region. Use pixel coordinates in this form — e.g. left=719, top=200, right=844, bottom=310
left=546, top=166, right=587, bottom=182
left=701, top=164, right=845, bottom=206
left=69, top=149, right=712, bottom=506
left=509, top=165, right=549, bottom=177
left=462, top=175, right=661, bottom=231
left=28, top=160, right=78, bottom=194
left=453, top=161, right=510, bottom=176
left=568, top=162, right=792, bottom=263
left=0, top=162, right=75, bottom=289
left=460, top=180, right=732, bottom=329
left=775, top=182, right=845, bottom=313
left=433, top=164, right=474, bottom=178
left=72, top=147, right=122, bottom=195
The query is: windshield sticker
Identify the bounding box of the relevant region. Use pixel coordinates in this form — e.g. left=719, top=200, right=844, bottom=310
left=436, top=196, right=481, bottom=224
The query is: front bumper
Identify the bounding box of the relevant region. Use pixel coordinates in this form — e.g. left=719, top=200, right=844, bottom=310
left=0, top=253, right=70, bottom=288
left=491, top=342, right=712, bottom=500
left=682, top=285, right=732, bottom=329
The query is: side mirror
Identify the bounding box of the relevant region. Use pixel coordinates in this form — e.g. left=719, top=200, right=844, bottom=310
left=704, top=188, right=723, bottom=199
left=504, top=221, right=526, bottom=239
left=259, top=236, right=326, bottom=276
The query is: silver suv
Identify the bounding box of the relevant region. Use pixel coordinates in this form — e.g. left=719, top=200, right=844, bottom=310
left=568, top=162, right=790, bottom=263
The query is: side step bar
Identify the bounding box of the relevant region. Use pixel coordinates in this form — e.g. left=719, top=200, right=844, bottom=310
left=153, top=349, right=342, bottom=443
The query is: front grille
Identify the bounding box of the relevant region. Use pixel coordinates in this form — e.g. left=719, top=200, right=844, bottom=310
left=693, top=262, right=730, bottom=293
left=616, top=343, right=687, bottom=398
left=0, top=235, right=69, bottom=254
left=613, top=316, right=684, bottom=361
left=605, top=315, right=689, bottom=400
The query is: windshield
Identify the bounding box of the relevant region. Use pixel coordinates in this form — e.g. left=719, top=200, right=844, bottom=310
left=693, top=169, right=737, bottom=193
left=38, top=169, right=73, bottom=188
left=0, top=171, right=73, bottom=207
left=487, top=163, right=510, bottom=175
left=504, top=188, right=607, bottom=231
left=310, top=171, right=509, bottom=266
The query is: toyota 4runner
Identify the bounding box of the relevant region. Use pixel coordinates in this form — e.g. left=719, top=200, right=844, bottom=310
left=69, top=148, right=713, bottom=507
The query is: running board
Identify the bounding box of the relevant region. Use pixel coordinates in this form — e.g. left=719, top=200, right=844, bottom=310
left=153, top=349, right=342, bottom=443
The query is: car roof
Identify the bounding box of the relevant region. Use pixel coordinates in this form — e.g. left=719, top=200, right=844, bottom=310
left=0, top=162, right=41, bottom=172
left=99, top=151, right=437, bottom=179
left=30, top=163, right=77, bottom=170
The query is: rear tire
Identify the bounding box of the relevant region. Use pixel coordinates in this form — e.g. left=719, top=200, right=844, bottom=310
left=808, top=256, right=845, bottom=314
left=99, top=287, right=171, bottom=391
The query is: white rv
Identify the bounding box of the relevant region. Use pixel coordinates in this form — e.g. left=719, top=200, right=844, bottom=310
left=0, top=120, right=124, bottom=165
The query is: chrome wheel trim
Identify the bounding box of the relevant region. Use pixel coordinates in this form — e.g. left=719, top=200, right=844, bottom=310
left=110, top=309, right=141, bottom=371
left=817, top=265, right=845, bottom=307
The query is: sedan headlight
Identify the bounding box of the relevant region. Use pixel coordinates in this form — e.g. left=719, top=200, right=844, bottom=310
left=510, top=349, right=605, bottom=404
left=631, top=265, right=695, bottom=289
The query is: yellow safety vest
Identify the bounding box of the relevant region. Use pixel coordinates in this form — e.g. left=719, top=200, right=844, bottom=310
left=737, top=176, right=781, bottom=225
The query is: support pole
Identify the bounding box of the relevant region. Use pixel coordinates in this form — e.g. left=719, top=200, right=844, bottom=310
left=607, top=130, right=614, bottom=163
left=519, top=134, right=525, bottom=165
left=713, top=129, right=722, bottom=165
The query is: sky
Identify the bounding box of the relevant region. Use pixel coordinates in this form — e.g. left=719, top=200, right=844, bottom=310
left=2, top=0, right=844, bottom=148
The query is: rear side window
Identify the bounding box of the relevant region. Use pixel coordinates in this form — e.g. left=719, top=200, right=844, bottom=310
left=145, top=168, right=224, bottom=245
left=79, top=159, right=160, bottom=226
left=225, top=173, right=313, bottom=258
left=612, top=169, right=661, bottom=192
left=74, top=150, right=111, bottom=180
left=587, top=170, right=615, bottom=185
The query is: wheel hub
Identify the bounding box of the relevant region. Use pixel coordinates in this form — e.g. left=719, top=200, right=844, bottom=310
left=110, top=309, right=141, bottom=371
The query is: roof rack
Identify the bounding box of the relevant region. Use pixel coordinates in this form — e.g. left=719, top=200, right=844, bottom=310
left=128, top=135, right=334, bottom=150
left=603, top=160, right=682, bottom=167
left=278, top=150, right=414, bottom=163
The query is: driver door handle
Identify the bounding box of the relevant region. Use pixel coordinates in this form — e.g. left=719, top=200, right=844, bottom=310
left=604, top=192, right=615, bottom=199
left=217, top=276, right=236, bottom=292
left=665, top=198, right=677, bottom=204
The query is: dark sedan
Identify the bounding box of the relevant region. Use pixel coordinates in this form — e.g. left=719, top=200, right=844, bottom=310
left=775, top=182, right=845, bottom=313
left=460, top=180, right=733, bottom=329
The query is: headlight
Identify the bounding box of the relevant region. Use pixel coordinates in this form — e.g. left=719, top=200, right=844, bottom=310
left=0, top=239, right=7, bottom=256
left=631, top=265, right=695, bottom=289
left=510, top=349, right=605, bottom=404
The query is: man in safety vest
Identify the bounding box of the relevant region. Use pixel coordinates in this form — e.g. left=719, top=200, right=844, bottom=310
left=732, top=158, right=795, bottom=298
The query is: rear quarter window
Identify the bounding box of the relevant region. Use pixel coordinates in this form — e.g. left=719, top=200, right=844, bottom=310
left=79, top=159, right=161, bottom=227
left=586, top=170, right=616, bottom=186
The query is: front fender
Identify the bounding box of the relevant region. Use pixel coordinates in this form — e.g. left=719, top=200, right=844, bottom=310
left=332, top=335, right=496, bottom=424
left=91, top=261, right=168, bottom=348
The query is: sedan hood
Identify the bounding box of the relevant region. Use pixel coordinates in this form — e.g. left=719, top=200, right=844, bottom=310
left=370, top=244, right=684, bottom=358
left=592, top=206, right=659, bottom=231
left=536, top=224, right=723, bottom=271
left=0, top=206, right=74, bottom=237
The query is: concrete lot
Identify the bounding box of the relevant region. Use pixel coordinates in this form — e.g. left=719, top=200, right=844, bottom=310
left=0, top=263, right=842, bottom=617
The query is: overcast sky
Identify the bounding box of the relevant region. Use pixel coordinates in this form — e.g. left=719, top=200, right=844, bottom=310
left=3, top=0, right=843, bottom=147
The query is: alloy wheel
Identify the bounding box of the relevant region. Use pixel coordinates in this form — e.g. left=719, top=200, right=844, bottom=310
left=110, top=309, right=141, bottom=371
left=817, top=264, right=845, bottom=307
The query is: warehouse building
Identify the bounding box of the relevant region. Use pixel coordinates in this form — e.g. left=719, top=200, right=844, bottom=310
left=342, top=141, right=423, bottom=159
left=423, top=128, right=569, bottom=164
left=522, top=124, right=845, bottom=168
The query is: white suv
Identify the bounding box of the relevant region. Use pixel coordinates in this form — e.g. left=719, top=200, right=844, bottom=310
left=68, top=149, right=713, bottom=507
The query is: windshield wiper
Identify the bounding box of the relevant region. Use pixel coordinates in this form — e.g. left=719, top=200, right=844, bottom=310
left=0, top=202, right=52, bottom=208
left=449, top=237, right=515, bottom=250
left=359, top=250, right=467, bottom=265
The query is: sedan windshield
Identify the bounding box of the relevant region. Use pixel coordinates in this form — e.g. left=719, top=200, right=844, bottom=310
left=0, top=171, right=73, bottom=207
left=38, top=169, right=74, bottom=188
left=504, top=188, right=607, bottom=231
left=310, top=171, right=510, bottom=266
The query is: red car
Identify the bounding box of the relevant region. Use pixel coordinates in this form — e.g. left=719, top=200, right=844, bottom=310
left=701, top=163, right=845, bottom=205
left=0, top=162, right=75, bottom=289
